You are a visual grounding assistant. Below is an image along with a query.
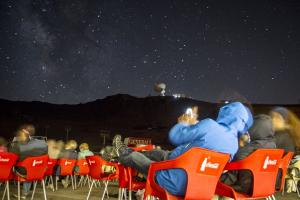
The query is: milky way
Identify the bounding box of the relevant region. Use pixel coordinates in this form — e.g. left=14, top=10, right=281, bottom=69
left=0, top=0, right=300, bottom=104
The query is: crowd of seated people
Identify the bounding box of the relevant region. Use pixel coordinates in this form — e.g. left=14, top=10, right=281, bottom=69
left=1, top=103, right=300, bottom=199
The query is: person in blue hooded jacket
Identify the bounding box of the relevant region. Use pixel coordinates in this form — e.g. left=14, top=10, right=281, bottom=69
left=111, top=102, right=253, bottom=196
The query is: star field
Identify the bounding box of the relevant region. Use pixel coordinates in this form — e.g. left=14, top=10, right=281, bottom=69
left=0, top=0, right=300, bottom=104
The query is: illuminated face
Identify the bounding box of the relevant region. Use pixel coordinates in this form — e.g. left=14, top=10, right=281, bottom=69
left=271, top=112, right=287, bottom=131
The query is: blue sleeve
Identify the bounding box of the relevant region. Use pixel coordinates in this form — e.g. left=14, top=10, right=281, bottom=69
left=168, top=122, right=205, bottom=146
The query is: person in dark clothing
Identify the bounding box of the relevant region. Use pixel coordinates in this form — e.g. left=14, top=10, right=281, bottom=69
left=222, top=114, right=276, bottom=195
left=9, top=125, right=48, bottom=199
left=270, top=107, right=299, bottom=153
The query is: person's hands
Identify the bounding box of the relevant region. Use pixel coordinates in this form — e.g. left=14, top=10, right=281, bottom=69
left=178, top=114, right=190, bottom=124
left=178, top=106, right=199, bottom=125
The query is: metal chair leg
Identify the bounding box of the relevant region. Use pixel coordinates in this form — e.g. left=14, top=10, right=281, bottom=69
left=101, top=180, right=109, bottom=200
left=30, top=181, right=37, bottom=200
left=42, top=179, right=47, bottom=200
left=1, top=181, right=8, bottom=200
left=6, top=181, right=10, bottom=200
left=86, top=180, right=95, bottom=200
left=55, top=176, right=58, bottom=191
left=49, top=176, right=55, bottom=192
left=70, top=175, right=74, bottom=190
left=129, top=190, right=132, bottom=200
left=17, top=181, right=20, bottom=200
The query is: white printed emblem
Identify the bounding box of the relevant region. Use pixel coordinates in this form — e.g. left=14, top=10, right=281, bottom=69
left=0, top=156, right=9, bottom=162
left=32, top=160, right=43, bottom=167
left=263, top=156, right=277, bottom=169
left=200, top=157, right=219, bottom=172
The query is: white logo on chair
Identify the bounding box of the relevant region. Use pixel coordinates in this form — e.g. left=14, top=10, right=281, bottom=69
left=88, top=160, right=95, bottom=165
left=83, top=161, right=88, bottom=166
left=200, top=157, right=219, bottom=172
left=263, top=156, right=277, bottom=169
left=0, top=156, right=9, bottom=162
left=64, top=161, right=72, bottom=165
left=48, top=161, right=52, bottom=164
left=32, top=160, right=43, bottom=167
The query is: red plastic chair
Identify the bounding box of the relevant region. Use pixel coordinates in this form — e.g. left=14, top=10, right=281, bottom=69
left=216, top=149, right=284, bottom=200
left=55, top=159, right=77, bottom=190
left=0, top=152, right=18, bottom=200
left=86, top=155, right=119, bottom=200
left=144, top=147, right=231, bottom=200
left=14, top=155, right=49, bottom=200
left=119, top=144, right=155, bottom=200
left=74, top=159, right=90, bottom=188
left=118, top=166, right=146, bottom=200
left=44, top=158, right=57, bottom=192
left=278, top=152, right=294, bottom=195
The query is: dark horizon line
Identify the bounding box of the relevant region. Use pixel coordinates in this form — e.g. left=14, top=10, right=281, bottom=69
left=0, top=93, right=299, bottom=107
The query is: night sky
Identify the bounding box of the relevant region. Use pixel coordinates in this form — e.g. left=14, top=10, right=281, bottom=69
left=0, top=0, right=300, bottom=104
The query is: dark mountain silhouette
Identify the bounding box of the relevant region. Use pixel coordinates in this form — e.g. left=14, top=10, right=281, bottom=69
left=0, top=94, right=299, bottom=151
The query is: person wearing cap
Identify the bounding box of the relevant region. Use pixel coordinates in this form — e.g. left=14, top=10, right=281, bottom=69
left=221, top=114, right=276, bottom=195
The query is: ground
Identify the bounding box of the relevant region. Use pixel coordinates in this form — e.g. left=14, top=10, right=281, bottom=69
left=1, top=181, right=298, bottom=200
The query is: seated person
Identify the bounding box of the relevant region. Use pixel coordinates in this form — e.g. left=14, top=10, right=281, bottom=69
left=47, top=139, right=60, bottom=159
left=109, top=102, right=253, bottom=196
left=9, top=124, right=47, bottom=199
left=221, top=114, right=276, bottom=195
left=59, top=139, right=78, bottom=159
left=55, top=140, right=78, bottom=188
left=78, top=143, right=94, bottom=159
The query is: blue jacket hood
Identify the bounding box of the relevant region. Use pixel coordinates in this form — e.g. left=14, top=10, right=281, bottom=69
left=216, top=102, right=253, bottom=135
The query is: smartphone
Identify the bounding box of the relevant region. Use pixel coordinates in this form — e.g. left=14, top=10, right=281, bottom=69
left=185, top=108, right=193, bottom=117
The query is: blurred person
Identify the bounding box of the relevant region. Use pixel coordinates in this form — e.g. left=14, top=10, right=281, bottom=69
left=59, top=139, right=78, bottom=159
left=56, top=140, right=78, bottom=188
left=0, top=137, right=8, bottom=152
left=109, top=102, right=253, bottom=196
left=78, top=142, right=94, bottom=159
left=47, top=139, right=60, bottom=159
left=270, top=107, right=300, bottom=153
left=221, top=114, right=276, bottom=196
left=9, top=125, right=47, bottom=199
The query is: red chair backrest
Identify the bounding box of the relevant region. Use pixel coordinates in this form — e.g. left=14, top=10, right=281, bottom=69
left=145, top=147, right=230, bottom=200
left=75, top=159, right=90, bottom=175
left=0, top=152, right=18, bottom=180
left=45, top=158, right=57, bottom=176
left=277, top=152, right=294, bottom=191
left=57, top=159, right=77, bottom=176
left=86, top=155, right=118, bottom=180
left=225, top=149, right=284, bottom=198
left=15, top=155, right=49, bottom=181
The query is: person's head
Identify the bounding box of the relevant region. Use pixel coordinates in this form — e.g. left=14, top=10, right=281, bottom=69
left=47, top=139, right=57, bottom=149
left=79, top=143, right=89, bottom=151
left=270, top=107, right=300, bottom=148
left=249, top=114, right=274, bottom=141
left=270, top=107, right=290, bottom=131
left=216, top=102, right=253, bottom=136
left=56, top=140, right=65, bottom=150
left=18, top=124, right=35, bottom=136
left=65, top=140, right=77, bottom=150
left=0, top=137, right=7, bottom=147
left=15, top=129, right=30, bottom=143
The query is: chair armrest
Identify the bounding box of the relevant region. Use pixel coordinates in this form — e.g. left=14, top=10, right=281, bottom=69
left=146, top=159, right=181, bottom=195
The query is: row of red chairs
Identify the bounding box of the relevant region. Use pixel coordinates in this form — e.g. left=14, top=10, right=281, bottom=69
left=0, top=148, right=294, bottom=200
